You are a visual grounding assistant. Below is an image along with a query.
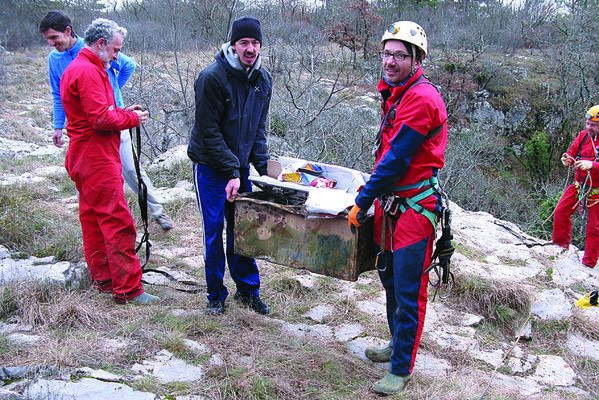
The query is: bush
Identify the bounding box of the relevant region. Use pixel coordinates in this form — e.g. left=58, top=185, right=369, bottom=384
left=524, top=131, right=552, bottom=182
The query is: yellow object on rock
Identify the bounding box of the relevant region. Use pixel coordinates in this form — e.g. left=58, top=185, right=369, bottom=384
left=575, top=289, right=598, bottom=309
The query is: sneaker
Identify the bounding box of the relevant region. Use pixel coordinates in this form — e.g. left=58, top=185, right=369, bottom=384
left=207, top=300, right=226, bottom=315
left=233, top=292, right=270, bottom=315
left=129, top=292, right=160, bottom=305
left=365, top=341, right=392, bottom=363
left=372, top=372, right=411, bottom=395
left=154, top=214, right=174, bottom=231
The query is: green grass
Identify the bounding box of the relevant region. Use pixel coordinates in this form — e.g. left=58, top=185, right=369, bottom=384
left=160, top=334, right=191, bottom=359
left=149, top=159, right=193, bottom=188
left=0, top=184, right=82, bottom=261
left=0, top=335, right=12, bottom=357
left=131, top=375, right=161, bottom=394
left=454, top=243, right=486, bottom=262
left=151, top=312, right=194, bottom=334
left=452, top=274, right=531, bottom=333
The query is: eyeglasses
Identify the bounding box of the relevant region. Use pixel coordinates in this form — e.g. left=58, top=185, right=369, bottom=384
left=379, top=51, right=410, bottom=62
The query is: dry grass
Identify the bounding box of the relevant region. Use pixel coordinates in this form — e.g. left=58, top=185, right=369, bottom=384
left=0, top=183, right=82, bottom=261
left=451, top=272, right=532, bottom=333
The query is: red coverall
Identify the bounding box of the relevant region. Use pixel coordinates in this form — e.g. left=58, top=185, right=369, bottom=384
left=355, top=68, right=448, bottom=376
left=553, top=129, right=599, bottom=268
left=60, top=48, right=144, bottom=302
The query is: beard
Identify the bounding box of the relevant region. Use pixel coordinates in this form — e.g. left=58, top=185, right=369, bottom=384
left=98, top=48, right=111, bottom=68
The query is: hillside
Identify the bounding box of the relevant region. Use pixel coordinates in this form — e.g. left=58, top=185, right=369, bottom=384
left=1, top=48, right=598, bottom=400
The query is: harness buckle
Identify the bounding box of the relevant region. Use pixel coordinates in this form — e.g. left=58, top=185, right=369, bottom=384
left=383, top=194, right=402, bottom=217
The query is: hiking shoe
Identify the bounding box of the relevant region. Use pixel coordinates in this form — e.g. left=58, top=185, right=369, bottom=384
left=233, top=292, right=270, bottom=315
left=365, top=341, right=392, bottom=363
left=372, top=373, right=411, bottom=395
left=154, top=214, right=174, bottom=231
left=207, top=300, right=226, bottom=315
left=129, top=292, right=160, bottom=305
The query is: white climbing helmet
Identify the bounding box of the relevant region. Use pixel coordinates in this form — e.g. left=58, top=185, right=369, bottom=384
left=381, top=21, right=427, bottom=60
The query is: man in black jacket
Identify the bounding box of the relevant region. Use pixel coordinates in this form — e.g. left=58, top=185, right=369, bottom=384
left=188, top=17, right=272, bottom=315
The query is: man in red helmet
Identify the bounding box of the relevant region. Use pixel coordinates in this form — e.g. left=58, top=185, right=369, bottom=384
left=553, top=105, right=599, bottom=268
left=348, top=21, right=448, bottom=394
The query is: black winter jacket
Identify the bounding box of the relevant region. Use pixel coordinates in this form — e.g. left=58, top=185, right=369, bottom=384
left=187, top=50, right=272, bottom=179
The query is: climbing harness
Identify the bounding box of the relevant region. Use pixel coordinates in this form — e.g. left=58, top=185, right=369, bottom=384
left=384, top=175, right=442, bottom=228
left=573, top=177, right=599, bottom=214
left=374, top=175, right=441, bottom=272
left=376, top=175, right=456, bottom=300
left=129, top=126, right=204, bottom=294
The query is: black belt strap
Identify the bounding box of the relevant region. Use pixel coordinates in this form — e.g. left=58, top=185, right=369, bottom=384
left=129, top=127, right=203, bottom=293
left=129, top=126, right=151, bottom=268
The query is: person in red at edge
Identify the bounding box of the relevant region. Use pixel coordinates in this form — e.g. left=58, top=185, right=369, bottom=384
left=553, top=106, right=599, bottom=268
left=348, top=21, right=448, bottom=394
left=60, top=18, right=158, bottom=304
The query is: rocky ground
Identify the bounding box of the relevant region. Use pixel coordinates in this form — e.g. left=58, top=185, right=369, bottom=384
left=1, top=48, right=598, bottom=400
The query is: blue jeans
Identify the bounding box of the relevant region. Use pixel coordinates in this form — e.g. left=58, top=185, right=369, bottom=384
left=192, top=163, right=261, bottom=302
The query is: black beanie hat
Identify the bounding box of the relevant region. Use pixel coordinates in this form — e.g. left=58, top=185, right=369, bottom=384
left=230, top=17, right=262, bottom=45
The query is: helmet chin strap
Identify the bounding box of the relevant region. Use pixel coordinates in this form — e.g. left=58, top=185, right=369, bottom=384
left=408, top=44, right=418, bottom=78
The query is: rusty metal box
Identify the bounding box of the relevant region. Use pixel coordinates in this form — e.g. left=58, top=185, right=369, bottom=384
left=234, top=191, right=376, bottom=282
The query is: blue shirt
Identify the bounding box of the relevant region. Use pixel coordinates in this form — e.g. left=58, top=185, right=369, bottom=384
left=47, top=36, right=136, bottom=129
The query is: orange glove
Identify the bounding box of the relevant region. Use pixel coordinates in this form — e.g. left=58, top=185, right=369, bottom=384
left=348, top=204, right=368, bottom=233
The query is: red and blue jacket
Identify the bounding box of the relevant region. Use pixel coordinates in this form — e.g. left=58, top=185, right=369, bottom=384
left=566, top=129, right=599, bottom=186
left=356, top=68, right=448, bottom=212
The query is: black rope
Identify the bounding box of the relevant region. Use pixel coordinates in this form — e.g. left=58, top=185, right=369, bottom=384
left=141, top=268, right=205, bottom=294
left=130, top=126, right=151, bottom=267
left=492, top=220, right=553, bottom=248
left=130, top=127, right=204, bottom=294
left=425, top=204, right=455, bottom=301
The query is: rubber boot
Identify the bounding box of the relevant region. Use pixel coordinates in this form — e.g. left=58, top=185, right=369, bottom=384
left=130, top=292, right=160, bottom=305
left=372, top=372, right=411, bottom=395
left=365, top=341, right=392, bottom=363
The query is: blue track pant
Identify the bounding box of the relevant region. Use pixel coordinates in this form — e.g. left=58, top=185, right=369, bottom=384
left=192, top=163, right=261, bottom=302
left=375, top=203, right=435, bottom=376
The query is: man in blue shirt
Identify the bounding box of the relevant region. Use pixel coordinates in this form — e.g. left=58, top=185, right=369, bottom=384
left=40, top=10, right=174, bottom=232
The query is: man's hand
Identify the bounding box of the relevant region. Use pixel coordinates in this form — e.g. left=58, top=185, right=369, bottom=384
left=52, top=128, right=65, bottom=148
left=225, top=178, right=241, bottom=202
left=561, top=153, right=575, bottom=166
left=348, top=204, right=368, bottom=233
left=127, top=104, right=149, bottom=125
left=575, top=160, right=593, bottom=171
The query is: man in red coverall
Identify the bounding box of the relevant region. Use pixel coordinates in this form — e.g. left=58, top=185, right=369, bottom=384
left=60, top=18, right=158, bottom=304
left=348, top=21, right=448, bottom=394
left=553, top=106, right=599, bottom=269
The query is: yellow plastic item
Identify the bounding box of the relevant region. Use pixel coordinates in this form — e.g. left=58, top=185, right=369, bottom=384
left=281, top=172, right=301, bottom=183
left=575, top=290, right=599, bottom=309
